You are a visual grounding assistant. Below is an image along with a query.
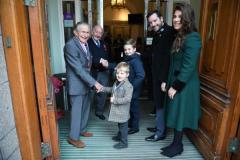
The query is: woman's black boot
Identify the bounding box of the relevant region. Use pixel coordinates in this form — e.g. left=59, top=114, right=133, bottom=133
left=161, top=130, right=184, bottom=158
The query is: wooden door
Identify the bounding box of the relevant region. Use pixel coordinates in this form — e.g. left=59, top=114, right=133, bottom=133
left=187, top=0, right=240, bottom=159
left=27, top=0, right=60, bottom=159
left=0, top=0, right=42, bottom=159
left=1, top=0, right=60, bottom=159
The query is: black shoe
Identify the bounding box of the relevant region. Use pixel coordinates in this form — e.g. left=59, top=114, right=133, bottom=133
left=145, top=134, right=166, bottom=142
left=112, top=136, right=120, bottom=142
left=95, top=114, right=105, bottom=120
left=147, top=127, right=157, bottom=132
left=128, top=129, right=139, bottom=135
left=113, top=142, right=128, bottom=149
left=148, top=110, right=156, bottom=116
left=160, top=144, right=183, bottom=158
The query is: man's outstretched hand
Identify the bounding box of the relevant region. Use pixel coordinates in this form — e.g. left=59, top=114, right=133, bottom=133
left=95, top=81, right=103, bottom=92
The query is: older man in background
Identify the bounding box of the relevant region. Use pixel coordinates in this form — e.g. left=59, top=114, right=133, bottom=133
left=88, top=25, right=110, bottom=120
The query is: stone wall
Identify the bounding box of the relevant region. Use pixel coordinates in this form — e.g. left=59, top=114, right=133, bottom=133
left=0, top=25, right=22, bottom=160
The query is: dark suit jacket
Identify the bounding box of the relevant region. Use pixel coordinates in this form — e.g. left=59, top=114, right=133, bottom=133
left=64, top=36, right=96, bottom=95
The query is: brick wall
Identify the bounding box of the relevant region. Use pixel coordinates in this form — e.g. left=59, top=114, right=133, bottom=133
left=0, top=25, right=22, bottom=160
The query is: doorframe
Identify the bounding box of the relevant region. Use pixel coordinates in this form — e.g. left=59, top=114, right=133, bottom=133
left=0, top=0, right=60, bottom=159
left=28, top=0, right=60, bottom=159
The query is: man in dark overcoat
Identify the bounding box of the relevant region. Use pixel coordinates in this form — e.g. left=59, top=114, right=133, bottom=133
left=145, top=10, right=176, bottom=141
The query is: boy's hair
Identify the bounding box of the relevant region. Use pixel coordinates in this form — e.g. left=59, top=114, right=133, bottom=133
left=125, top=38, right=136, bottom=48
left=115, top=62, right=130, bottom=73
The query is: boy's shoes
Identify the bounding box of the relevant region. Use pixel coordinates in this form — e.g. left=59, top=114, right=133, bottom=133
left=113, top=142, right=128, bottom=149
left=67, top=137, right=86, bottom=148
left=95, top=114, right=105, bottom=120
left=80, top=132, right=93, bottom=137
left=112, top=136, right=120, bottom=142
left=160, top=144, right=183, bottom=158
left=147, top=127, right=157, bottom=132
left=145, top=134, right=166, bottom=142
left=128, top=129, right=139, bottom=134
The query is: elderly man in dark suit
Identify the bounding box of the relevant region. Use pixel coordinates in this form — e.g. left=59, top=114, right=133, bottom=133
left=64, top=22, right=103, bottom=148
left=88, top=25, right=109, bottom=120
left=145, top=10, right=175, bottom=142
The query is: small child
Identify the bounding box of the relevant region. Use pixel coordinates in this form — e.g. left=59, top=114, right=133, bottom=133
left=102, top=62, right=133, bottom=149
left=100, top=39, right=145, bottom=134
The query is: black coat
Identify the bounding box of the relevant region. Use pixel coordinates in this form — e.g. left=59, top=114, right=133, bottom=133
left=124, top=54, right=145, bottom=99
left=88, top=38, right=109, bottom=72
left=108, top=53, right=145, bottom=99
left=151, top=24, right=175, bottom=108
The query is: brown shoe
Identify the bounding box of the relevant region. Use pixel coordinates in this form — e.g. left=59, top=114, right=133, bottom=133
left=80, top=132, right=93, bottom=137
left=67, top=137, right=86, bottom=148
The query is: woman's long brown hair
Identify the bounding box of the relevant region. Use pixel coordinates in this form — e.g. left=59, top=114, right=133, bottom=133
left=172, top=2, right=198, bottom=52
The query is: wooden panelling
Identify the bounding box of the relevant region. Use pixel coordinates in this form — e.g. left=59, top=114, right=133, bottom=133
left=0, top=0, right=41, bottom=159
left=199, top=91, right=228, bottom=149
left=28, top=0, right=60, bottom=159
left=188, top=0, right=240, bottom=159
left=201, top=0, right=237, bottom=97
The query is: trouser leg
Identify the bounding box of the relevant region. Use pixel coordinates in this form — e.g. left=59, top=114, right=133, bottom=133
left=129, top=98, right=140, bottom=130
left=95, top=71, right=109, bottom=115
left=119, top=121, right=128, bottom=145
left=156, top=107, right=165, bottom=136
left=69, top=95, right=83, bottom=140
left=80, top=92, right=91, bottom=133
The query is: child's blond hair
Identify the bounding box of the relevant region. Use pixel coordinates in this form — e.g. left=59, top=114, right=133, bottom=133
left=115, top=62, right=130, bottom=73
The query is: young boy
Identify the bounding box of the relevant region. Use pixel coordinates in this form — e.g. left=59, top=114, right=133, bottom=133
left=102, top=62, right=133, bottom=149
left=123, top=39, right=145, bottom=134
left=101, top=39, right=145, bottom=134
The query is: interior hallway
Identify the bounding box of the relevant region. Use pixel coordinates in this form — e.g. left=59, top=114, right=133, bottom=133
left=58, top=100, right=204, bottom=160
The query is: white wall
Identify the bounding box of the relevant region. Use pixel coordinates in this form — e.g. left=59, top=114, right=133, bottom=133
left=47, top=0, right=66, bottom=74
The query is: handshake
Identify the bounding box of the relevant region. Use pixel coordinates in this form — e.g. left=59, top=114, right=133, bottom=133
left=94, top=81, right=103, bottom=93
left=100, top=58, right=109, bottom=68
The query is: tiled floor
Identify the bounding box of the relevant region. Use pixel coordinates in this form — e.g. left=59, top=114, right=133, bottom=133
left=59, top=100, right=204, bottom=160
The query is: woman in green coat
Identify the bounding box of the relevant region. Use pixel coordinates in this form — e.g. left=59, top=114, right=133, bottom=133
left=160, top=2, right=202, bottom=158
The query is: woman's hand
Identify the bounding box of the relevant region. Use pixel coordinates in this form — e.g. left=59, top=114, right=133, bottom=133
left=161, top=82, right=167, bottom=92
left=168, top=87, right=177, bottom=99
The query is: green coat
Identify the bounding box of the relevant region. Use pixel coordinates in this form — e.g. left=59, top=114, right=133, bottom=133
left=166, top=32, right=202, bottom=131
